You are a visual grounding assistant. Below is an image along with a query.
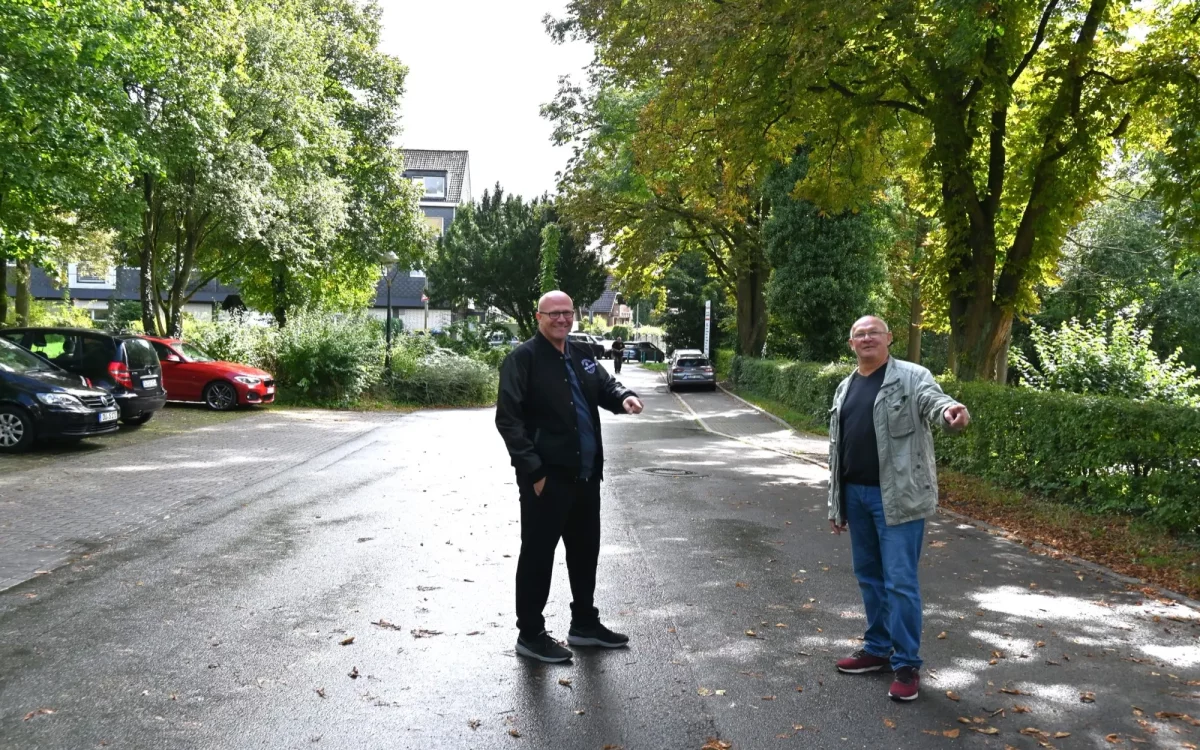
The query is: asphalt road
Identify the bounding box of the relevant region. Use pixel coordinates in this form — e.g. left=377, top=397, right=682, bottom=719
left=1, top=365, right=1197, bottom=750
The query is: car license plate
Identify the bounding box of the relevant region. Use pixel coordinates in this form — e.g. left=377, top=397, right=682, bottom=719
left=141, top=377, right=158, bottom=389
left=98, top=410, right=118, bottom=423
left=266, top=387, right=275, bottom=394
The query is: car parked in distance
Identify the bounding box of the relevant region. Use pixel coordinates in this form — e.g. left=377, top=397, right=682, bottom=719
left=142, top=337, right=275, bottom=411
left=666, top=352, right=716, bottom=391
left=487, top=331, right=520, bottom=348
left=623, top=340, right=666, bottom=363
left=567, top=332, right=606, bottom=359
left=0, top=336, right=120, bottom=452
left=1, top=328, right=166, bottom=425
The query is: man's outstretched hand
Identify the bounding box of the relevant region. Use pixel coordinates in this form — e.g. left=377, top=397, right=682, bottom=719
left=623, top=396, right=644, bottom=414
left=944, top=404, right=971, bottom=429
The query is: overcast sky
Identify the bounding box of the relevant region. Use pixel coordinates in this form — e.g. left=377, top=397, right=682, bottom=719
left=377, top=0, right=594, bottom=203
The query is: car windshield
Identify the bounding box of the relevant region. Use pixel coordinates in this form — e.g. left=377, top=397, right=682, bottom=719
left=0, top=337, right=53, bottom=374
left=179, top=343, right=215, bottom=362
left=677, top=358, right=709, bottom=367
left=122, top=338, right=159, bottom=368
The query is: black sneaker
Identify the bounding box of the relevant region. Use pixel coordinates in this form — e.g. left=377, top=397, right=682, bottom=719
left=515, top=631, right=573, bottom=663
left=567, top=622, right=629, bottom=648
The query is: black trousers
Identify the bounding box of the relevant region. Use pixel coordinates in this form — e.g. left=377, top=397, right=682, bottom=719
left=515, top=474, right=601, bottom=638
left=612, top=356, right=622, bottom=374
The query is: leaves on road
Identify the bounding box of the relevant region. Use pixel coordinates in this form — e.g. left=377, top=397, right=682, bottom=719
left=701, top=740, right=732, bottom=750
left=339, top=636, right=355, bottom=646
left=508, top=728, right=521, bottom=738
left=883, top=718, right=896, bottom=729
left=558, top=679, right=573, bottom=690
left=411, top=629, right=442, bottom=638
left=467, top=718, right=481, bottom=730
left=1155, top=712, right=1200, bottom=726
left=1080, top=691, right=1095, bottom=703
left=372, top=619, right=402, bottom=631
left=22, top=708, right=55, bottom=721
left=937, top=631, right=948, bottom=639
left=347, top=666, right=359, bottom=679
left=315, top=688, right=326, bottom=698
left=946, top=691, right=961, bottom=702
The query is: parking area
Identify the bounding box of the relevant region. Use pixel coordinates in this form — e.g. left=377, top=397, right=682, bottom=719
left=0, top=403, right=254, bottom=475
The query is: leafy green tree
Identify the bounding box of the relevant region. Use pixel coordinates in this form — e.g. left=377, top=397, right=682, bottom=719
left=551, top=0, right=1200, bottom=380
left=428, top=187, right=605, bottom=338
left=661, top=249, right=728, bottom=352
left=1013, top=306, right=1200, bottom=406
left=539, top=223, right=561, bottom=293
left=763, top=155, right=887, bottom=362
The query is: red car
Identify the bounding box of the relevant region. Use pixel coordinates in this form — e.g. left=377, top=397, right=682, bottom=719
left=141, top=337, right=275, bottom=411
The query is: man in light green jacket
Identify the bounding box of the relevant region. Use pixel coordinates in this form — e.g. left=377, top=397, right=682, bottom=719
left=828, top=316, right=970, bottom=702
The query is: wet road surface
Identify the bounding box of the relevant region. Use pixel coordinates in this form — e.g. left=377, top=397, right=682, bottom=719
left=1, top=366, right=1197, bottom=750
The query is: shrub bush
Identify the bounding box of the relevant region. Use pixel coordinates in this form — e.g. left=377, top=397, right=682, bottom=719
left=390, top=349, right=498, bottom=406
left=183, top=313, right=274, bottom=369
left=936, top=381, right=1200, bottom=532
left=272, top=312, right=384, bottom=404
left=731, top=356, right=853, bottom=427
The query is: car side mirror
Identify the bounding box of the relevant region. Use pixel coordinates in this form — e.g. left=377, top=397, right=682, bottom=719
left=164, top=354, right=181, bottom=363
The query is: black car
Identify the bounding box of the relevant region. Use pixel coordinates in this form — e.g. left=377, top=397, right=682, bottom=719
left=1, top=328, right=167, bottom=425
left=623, top=341, right=666, bottom=363
left=0, top=336, right=120, bottom=452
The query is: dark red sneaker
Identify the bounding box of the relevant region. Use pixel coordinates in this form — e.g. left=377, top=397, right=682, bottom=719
left=888, top=666, right=920, bottom=701
left=836, top=649, right=891, bottom=674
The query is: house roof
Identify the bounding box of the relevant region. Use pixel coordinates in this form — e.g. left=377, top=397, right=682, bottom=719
left=400, top=149, right=471, bottom=204
left=586, top=275, right=618, bottom=314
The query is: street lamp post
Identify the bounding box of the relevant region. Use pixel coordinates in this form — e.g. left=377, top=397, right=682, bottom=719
left=379, top=251, right=399, bottom=371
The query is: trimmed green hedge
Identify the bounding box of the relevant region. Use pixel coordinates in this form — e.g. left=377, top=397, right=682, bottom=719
left=731, top=356, right=1200, bottom=532
left=936, top=382, right=1200, bottom=532
left=731, top=356, right=852, bottom=427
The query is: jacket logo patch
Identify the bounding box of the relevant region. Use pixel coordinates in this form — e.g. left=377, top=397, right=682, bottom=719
left=581, top=358, right=597, bottom=374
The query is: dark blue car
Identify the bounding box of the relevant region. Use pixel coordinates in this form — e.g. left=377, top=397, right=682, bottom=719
left=0, top=336, right=119, bottom=453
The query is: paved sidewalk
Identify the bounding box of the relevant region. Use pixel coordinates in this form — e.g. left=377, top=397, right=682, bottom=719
left=672, top=384, right=830, bottom=463
left=0, top=409, right=396, bottom=592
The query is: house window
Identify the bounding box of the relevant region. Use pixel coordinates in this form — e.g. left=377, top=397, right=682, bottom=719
left=423, top=215, right=445, bottom=237
left=409, top=269, right=426, bottom=278
left=412, top=174, right=447, bottom=199
left=68, top=262, right=116, bottom=289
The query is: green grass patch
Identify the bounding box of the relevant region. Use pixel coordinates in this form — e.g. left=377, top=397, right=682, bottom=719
left=641, top=362, right=668, bottom=372
left=725, top=385, right=830, bottom=436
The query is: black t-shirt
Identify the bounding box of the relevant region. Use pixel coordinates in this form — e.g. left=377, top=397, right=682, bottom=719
left=839, top=364, right=887, bottom=486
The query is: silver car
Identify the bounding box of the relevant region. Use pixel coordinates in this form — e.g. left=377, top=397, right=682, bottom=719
left=666, top=352, right=716, bottom=391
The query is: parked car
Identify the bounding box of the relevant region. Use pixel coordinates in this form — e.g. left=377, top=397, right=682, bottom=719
left=666, top=352, right=717, bottom=391
left=142, top=337, right=275, bottom=411
left=0, top=336, right=120, bottom=452
left=487, top=331, right=520, bottom=348
left=0, top=328, right=166, bottom=425
left=623, top=340, right=666, bottom=363
left=567, top=332, right=606, bottom=359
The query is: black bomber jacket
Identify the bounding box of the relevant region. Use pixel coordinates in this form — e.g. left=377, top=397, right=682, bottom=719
left=495, top=332, right=636, bottom=483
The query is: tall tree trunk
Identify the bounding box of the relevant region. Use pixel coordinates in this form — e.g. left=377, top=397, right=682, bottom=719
left=14, top=258, right=31, bottom=325
left=734, top=241, right=769, bottom=356
left=140, top=173, right=160, bottom=334
left=0, top=247, right=8, bottom=325
left=272, top=264, right=288, bottom=327
left=906, top=217, right=929, bottom=364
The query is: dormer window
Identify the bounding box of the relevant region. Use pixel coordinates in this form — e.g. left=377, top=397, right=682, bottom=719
left=412, top=174, right=447, bottom=199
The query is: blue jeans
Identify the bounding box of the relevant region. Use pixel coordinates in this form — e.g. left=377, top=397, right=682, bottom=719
left=845, top=483, right=925, bottom=670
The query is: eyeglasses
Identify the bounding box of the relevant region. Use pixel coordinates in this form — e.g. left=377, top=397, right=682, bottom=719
left=538, top=310, right=574, bottom=320
left=850, top=330, right=888, bottom=341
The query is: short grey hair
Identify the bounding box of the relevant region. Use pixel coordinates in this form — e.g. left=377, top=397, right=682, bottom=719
left=848, top=316, right=890, bottom=337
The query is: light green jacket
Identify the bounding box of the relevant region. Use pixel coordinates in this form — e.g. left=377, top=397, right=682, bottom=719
left=827, top=357, right=964, bottom=527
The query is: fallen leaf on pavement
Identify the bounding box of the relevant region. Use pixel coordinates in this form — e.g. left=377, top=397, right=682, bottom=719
left=603, top=745, right=623, bottom=750
left=467, top=718, right=481, bottom=730
left=1080, top=692, right=1095, bottom=703
left=1105, top=734, right=1122, bottom=744
left=339, top=636, right=355, bottom=646
left=1155, top=712, right=1200, bottom=726
left=466, top=631, right=482, bottom=636
left=558, top=679, right=572, bottom=689
left=1000, top=688, right=1030, bottom=696
left=347, top=666, right=359, bottom=679
left=508, top=728, right=521, bottom=738
left=884, top=718, right=896, bottom=729
left=315, top=688, right=325, bottom=698
left=1036, top=641, right=1046, bottom=648
left=575, top=710, right=585, bottom=715
left=972, top=727, right=999, bottom=735
left=795, top=686, right=804, bottom=693
left=1054, top=732, right=1071, bottom=738
left=701, top=740, right=732, bottom=750
left=943, top=729, right=960, bottom=738
left=744, top=630, right=758, bottom=637
left=372, top=619, right=402, bottom=631
left=411, top=629, right=442, bottom=638
left=715, top=689, right=727, bottom=696
left=946, top=691, right=961, bottom=702
left=1012, top=705, right=1031, bottom=713
left=22, top=708, right=55, bottom=721
left=762, top=695, right=776, bottom=701
left=775, top=623, right=788, bottom=628
left=735, top=582, right=749, bottom=589
left=697, top=687, right=713, bottom=697
left=937, top=631, right=948, bottom=640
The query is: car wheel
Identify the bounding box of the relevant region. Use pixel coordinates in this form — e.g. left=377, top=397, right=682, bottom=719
left=0, top=406, right=34, bottom=453
left=204, top=381, right=239, bottom=411
left=121, top=413, right=153, bottom=426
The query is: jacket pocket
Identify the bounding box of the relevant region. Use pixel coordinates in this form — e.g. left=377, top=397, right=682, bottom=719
left=887, top=396, right=915, bottom=437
